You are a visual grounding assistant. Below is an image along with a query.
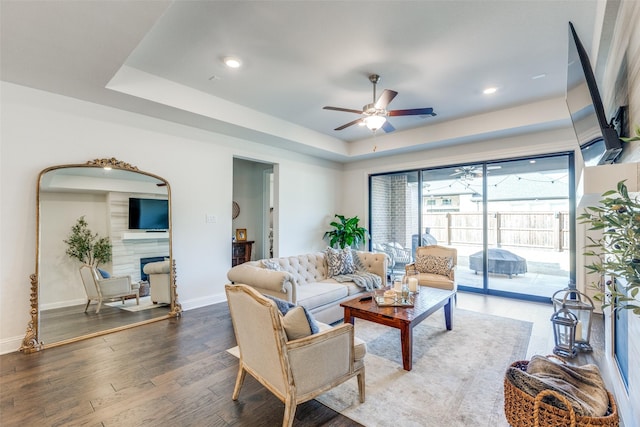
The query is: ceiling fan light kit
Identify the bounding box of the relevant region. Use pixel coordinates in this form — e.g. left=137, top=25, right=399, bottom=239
left=323, top=73, right=436, bottom=134
left=363, top=115, right=387, bottom=131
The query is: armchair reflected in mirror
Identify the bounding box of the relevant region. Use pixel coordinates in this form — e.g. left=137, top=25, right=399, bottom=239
left=20, top=158, right=181, bottom=353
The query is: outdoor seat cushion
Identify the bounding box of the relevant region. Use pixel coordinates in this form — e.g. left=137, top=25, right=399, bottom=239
left=296, top=281, right=349, bottom=311
left=320, top=278, right=363, bottom=296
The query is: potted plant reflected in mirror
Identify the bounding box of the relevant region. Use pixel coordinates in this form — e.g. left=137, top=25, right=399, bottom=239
left=578, top=180, right=640, bottom=316
left=64, top=216, right=112, bottom=268
left=324, top=214, right=369, bottom=249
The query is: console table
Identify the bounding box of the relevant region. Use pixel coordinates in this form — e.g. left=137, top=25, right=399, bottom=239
left=232, top=241, right=254, bottom=266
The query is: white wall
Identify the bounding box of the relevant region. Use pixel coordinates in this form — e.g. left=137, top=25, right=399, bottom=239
left=594, top=1, right=640, bottom=424
left=0, top=81, right=343, bottom=353
left=39, top=192, right=110, bottom=309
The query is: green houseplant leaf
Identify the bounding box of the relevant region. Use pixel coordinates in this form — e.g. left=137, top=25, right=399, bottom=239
left=578, top=180, right=640, bottom=315
left=323, top=214, right=370, bottom=249
left=64, top=216, right=112, bottom=267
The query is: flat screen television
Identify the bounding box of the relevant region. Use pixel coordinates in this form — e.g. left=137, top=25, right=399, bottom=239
left=566, top=22, right=621, bottom=166
left=128, top=198, right=169, bottom=230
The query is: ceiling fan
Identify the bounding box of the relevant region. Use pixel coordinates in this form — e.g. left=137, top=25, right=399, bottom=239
left=450, top=165, right=502, bottom=180
left=323, top=74, right=436, bottom=133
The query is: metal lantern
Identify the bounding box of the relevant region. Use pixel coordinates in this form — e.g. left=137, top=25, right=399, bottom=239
left=550, top=307, right=578, bottom=358
left=552, top=288, right=595, bottom=352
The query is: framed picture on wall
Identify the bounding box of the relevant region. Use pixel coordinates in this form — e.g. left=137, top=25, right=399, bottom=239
left=236, top=228, right=247, bottom=241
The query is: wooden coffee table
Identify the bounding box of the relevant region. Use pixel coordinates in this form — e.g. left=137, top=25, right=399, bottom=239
left=341, top=287, right=455, bottom=371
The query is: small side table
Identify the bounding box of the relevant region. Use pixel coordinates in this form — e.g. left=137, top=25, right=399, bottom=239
left=232, top=241, right=254, bottom=266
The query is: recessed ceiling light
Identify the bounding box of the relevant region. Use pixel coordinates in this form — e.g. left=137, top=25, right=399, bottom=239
left=483, top=87, right=498, bottom=95
left=223, top=56, right=242, bottom=69
left=529, top=160, right=536, bottom=164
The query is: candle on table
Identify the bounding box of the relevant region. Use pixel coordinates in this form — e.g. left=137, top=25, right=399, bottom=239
left=408, top=277, right=418, bottom=292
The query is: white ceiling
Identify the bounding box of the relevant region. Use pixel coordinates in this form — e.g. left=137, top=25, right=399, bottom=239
left=0, top=1, right=617, bottom=162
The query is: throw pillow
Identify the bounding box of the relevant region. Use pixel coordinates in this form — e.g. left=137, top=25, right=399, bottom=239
left=325, top=247, right=355, bottom=277
left=264, top=294, right=320, bottom=335
left=261, top=259, right=282, bottom=271
left=415, top=254, right=453, bottom=275
left=97, top=268, right=111, bottom=279
left=350, top=248, right=367, bottom=272
left=282, top=306, right=313, bottom=340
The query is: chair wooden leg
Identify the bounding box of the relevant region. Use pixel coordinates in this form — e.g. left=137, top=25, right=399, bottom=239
left=84, top=300, right=91, bottom=313
left=95, top=301, right=102, bottom=314
left=282, top=393, right=297, bottom=427
left=357, top=370, right=366, bottom=403
left=232, top=365, right=246, bottom=400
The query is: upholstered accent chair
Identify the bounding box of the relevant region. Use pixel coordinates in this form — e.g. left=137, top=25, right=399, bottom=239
left=143, top=260, right=171, bottom=304
left=79, top=264, right=139, bottom=313
left=225, top=284, right=366, bottom=427
left=405, top=245, right=457, bottom=291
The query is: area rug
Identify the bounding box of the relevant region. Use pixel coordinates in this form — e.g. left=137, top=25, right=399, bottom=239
left=105, top=296, right=168, bottom=312
left=315, top=309, right=532, bottom=427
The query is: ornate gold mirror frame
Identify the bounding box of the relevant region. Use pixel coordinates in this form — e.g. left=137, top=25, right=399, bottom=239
left=20, top=158, right=181, bottom=353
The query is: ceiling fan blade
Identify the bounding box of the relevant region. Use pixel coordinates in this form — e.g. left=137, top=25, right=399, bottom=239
left=334, top=118, right=363, bottom=131
left=374, top=90, right=398, bottom=109
left=388, top=107, right=435, bottom=116
left=323, top=106, right=363, bottom=114
left=382, top=120, right=395, bottom=133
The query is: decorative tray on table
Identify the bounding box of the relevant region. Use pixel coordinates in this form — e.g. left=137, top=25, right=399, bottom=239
left=373, top=290, right=414, bottom=307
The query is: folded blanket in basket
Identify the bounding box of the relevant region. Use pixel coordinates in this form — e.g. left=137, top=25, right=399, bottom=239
left=506, top=355, right=609, bottom=417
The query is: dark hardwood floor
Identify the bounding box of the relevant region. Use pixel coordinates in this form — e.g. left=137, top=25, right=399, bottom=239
left=1, top=301, right=362, bottom=426
left=40, top=300, right=171, bottom=344
left=1, top=292, right=604, bottom=426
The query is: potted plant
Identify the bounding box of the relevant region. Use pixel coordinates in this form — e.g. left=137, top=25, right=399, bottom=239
left=324, top=214, right=369, bottom=249
left=578, top=180, right=640, bottom=315
left=64, top=216, right=112, bottom=267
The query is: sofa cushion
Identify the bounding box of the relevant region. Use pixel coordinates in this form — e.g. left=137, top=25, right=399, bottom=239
left=415, top=254, right=453, bottom=275
left=416, top=272, right=455, bottom=290
left=297, top=281, right=349, bottom=311
left=326, top=247, right=355, bottom=276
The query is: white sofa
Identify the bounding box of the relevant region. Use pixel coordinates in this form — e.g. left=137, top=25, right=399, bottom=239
left=227, top=250, right=387, bottom=324
left=143, top=260, right=172, bottom=304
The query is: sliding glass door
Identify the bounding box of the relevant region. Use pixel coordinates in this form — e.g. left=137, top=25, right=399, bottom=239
left=421, top=164, right=486, bottom=290
left=370, top=171, right=419, bottom=280
left=370, top=153, right=574, bottom=302
left=482, top=156, right=571, bottom=298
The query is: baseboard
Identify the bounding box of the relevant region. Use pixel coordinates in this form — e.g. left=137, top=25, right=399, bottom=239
left=40, top=298, right=86, bottom=311
left=1, top=335, right=26, bottom=355
left=179, top=293, right=226, bottom=311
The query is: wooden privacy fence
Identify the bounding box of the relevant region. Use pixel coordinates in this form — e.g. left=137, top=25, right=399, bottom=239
left=425, top=211, right=570, bottom=251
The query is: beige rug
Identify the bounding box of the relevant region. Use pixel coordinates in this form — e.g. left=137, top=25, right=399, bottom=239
left=314, top=309, right=532, bottom=427
left=105, top=296, right=168, bottom=312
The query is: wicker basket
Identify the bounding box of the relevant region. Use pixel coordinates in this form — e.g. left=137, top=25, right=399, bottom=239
left=504, top=360, right=619, bottom=427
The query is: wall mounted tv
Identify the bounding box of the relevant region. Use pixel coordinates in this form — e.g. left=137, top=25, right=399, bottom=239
left=565, top=22, right=621, bottom=167
left=128, top=198, right=169, bottom=230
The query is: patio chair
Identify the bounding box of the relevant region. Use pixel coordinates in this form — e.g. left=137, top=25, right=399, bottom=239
left=383, top=242, right=412, bottom=272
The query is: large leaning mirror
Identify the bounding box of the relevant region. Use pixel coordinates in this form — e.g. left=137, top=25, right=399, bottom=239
left=20, top=158, right=181, bottom=352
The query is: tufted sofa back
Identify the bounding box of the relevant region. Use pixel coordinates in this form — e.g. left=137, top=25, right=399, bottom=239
left=273, top=251, right=386, bottom=285
left=272, top=252, right=327, bottom=285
